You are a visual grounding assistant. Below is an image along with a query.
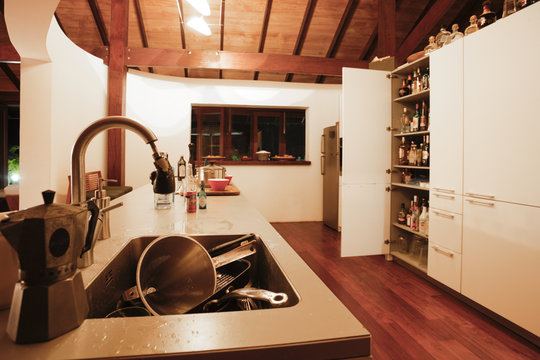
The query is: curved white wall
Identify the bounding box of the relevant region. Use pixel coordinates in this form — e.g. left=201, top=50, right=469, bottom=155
left=125, top=72, right=341, bottom=222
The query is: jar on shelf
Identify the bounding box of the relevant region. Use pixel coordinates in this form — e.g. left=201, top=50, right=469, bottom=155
left=464, top=15, right=479, bottom=36
left=449, top=24, right=464, bottom=43
left=435, top=27, right=451, bottom=48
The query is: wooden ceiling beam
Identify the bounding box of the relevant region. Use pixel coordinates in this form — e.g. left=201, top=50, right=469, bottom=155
left=54, top=12, right=67, bottom=35
left=286, top=0, right=317, bottom=82
left=219, top=0, right=225, bottom=79
left=133, top=0, right=153, bottom=73
left=0, top=64, right=19, bottom=90
left=316, top=0, right=359, bottom=83
left=395, top=0, right=459, bottom=64
left=175, top=0, right=189, bottom=78
left=111, top=47, right=369, bottom=76
left=377, top=0, right=395, bottom=57
left=88, top=0, right=109, bottom=46
left=253, top=0, right=272, bottom=81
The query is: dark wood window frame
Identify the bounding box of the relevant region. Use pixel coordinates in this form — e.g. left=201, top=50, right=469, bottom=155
left=191, top=106, right=311, bottom=166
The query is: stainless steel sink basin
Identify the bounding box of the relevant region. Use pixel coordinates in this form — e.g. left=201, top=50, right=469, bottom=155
left=85, top=234, right=299, bottom=318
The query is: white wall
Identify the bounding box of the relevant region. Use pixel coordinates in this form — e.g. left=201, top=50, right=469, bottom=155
left=125, top=72, right=341, bottom=222
left=6, top=1, right=108, bottom=208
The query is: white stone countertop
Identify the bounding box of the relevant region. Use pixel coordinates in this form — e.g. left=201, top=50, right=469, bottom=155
left=0, top=184, right=370, bottom=359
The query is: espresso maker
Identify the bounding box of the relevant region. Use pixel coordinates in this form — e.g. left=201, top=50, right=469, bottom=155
left=0, top=190, right=100, bottom=343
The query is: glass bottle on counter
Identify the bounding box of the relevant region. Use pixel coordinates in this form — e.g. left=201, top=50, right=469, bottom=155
left=477, top=1, right=497, bottom=29
left=198, top=181, right=207, bottom=209
left=411, top=103, right=420, bottom=132
left=177, top=155, right=186, bottom=181
left=465, top=15, right=479, bottom=36
left=400, top=107, right=411, bottom=133
left=185, top=164, right=198, bottom=213
left=398, top=137, right=409, bottom=165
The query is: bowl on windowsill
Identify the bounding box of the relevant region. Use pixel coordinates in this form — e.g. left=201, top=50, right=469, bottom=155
left=209, top=178, right=229, bottom=191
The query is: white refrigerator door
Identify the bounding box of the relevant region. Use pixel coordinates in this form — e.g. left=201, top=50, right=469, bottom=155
left=341, top=67, right=390, bottom=257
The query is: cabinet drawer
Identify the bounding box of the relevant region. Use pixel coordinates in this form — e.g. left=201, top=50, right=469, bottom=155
left=430, top=190, right=462, bottom=214
left=429, top=208, right=462, bottom=253
left=427, top=243, right=461, bottom=292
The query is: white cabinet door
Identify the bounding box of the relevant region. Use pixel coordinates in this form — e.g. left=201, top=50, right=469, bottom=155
left=341, top=67, right=390, bottom=256
left=462, top=198, right=540, bottom=336
left=430, top=39, right=463, bottom=195
left=463, top=5, right=540, bottom=207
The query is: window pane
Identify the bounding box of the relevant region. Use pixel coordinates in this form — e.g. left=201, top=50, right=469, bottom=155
left=231, top=113, right=251, bottom=158
left=286, top=112, right=305, bottom=160
left=257, top=115, right=280, bottom=156
left=201, top=111, right=221, bottom=157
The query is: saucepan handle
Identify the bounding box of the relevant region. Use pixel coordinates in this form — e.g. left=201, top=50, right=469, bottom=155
left=212, top=240, right=257, bottom=268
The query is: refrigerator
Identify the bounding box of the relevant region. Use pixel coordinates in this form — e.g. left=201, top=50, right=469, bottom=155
left=321, top=125, right=341, bottom=230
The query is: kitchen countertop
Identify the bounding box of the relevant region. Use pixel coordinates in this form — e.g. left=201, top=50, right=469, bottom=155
left=0, top=184, right=370, bottom=359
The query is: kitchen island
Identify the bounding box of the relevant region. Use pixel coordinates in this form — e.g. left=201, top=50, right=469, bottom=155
left=0, top=184, right=370, bottom=359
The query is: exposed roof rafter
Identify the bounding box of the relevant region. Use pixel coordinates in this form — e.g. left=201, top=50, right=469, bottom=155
left=0, top=63, right=19, bottom=90
left=285, top=0, right=317, bottom=82
left=88, top=0, right=109, bottom=46
left=219, top=0, right=225, bottom=79
left=253, top=0, right=272, bottom=81
left=133, top=0, right=153, bottom=73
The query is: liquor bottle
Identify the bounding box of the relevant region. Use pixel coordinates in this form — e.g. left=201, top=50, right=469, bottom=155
left=177, top=155, right=186, bottom=181
left=464, top=15, right=479, bottom=36
left=400, top=107, right=411, bottom=133
left=411, top=70, right=417, bottom=94
left=416, top=67, right=422, bottom=93
left=398, top=79, right=410, bottom=97
left=398, top=203, right=406, bottom=224
left=422, top=135, right=430, bottom=167
left=449, top=24, right=464, bottom=43
left=411, top=103, right=420, bottom=132
left=406, top=74, right=413, bottom=94
left=517, top=0, right=536, bottom=10
left=411, top=195, right=419, bottom=231
left=419, top=101, right=427, bottom=131
left=424, top=36, right=437, bottom=54
left=435, top=27, right=451, bottom=48
left=198, top=181, right=207, bottom=209
left=422, top=67, right=430, bottom=91
left=406, top=200, right=413, bottom=227
left=419, top=204, right=428, bottom=234
left=477, top=1, right=497, bottom=29
left=185, top=164, right=198, bottom=213
left=408, top=141, right=417, bottom=166
left=416, top=140, right=423, bottom=166
left=398, top=137, right=408, bottom=165
left=503, top=0, right=517, bottom=16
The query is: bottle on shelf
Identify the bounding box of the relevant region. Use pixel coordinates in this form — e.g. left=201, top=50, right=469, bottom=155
left=424, top=36, right=438, bottom=54
left=399, top=79, right=410, bottom=97
left=477, top=1, right=497, bottom=29
left=406, top=200, right=413, bottom=227
left=449, top=24, right=464, bottom=43
left=408, top=141, right=417, bottom=166
left=411, top=103, right=420, bottom=132
left=406, top=74, right=413, bottom=94
left=422, top=67, right=430, bottom=91
left=419, top=101, right=428, bottom=131
left=415, top=68, right=422, bottom=94
left=198, top=180, right=207, bottom=209
left=398, top=137, right=409, bottom=165
left=400, top=107, right=411, bottom=133
left=411, top=195, right=420, bottom=231
left=435, top=26, right=451, bottom=48
left=419, top=202, right=428, bottom=235
left=464, top=15, right=479, bottom=36
left=422, top=135, right=430, bottom=167
left=517, top=0, right=537, bottom=10
left=416, top=140, right=423, bottom=165
left=398, top=203, right=406, bottom=224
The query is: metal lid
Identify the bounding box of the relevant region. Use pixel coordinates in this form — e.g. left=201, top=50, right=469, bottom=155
left=9, top=190, right=86, bottom=222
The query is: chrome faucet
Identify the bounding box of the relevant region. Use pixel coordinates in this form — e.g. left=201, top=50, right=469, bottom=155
left=71, top=116, right=166, bottom=268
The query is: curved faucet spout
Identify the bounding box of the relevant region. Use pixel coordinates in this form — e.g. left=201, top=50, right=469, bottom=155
left=70, top=116, right=160, bottom=205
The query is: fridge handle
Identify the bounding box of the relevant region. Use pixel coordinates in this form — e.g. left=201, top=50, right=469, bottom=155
left=320, top=155, right=325, bottom=175
left=321, top=134, right=325, bottom=154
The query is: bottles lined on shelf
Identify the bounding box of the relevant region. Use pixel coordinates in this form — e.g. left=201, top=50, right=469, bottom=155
left=397, top=135, right=430, bottom=168
left=398, top=196, right=429, bottom=235
left=398, top=68, right=429, bottom=98
left=399, top=102, right=429, bottom=134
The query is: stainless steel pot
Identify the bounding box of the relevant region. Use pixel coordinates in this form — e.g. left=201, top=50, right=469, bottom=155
left=136, top=234, right=256, bottom=315
left=200, top=161, right=226, bottom=186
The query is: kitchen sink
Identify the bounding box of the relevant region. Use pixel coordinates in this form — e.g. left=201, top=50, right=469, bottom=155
left=85, top=234, right=299, bottom=318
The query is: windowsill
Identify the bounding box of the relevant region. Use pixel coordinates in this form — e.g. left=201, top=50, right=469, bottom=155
left=195, top=160, right=311, bottom=166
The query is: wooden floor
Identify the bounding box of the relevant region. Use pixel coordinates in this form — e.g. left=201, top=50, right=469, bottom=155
left=271, top=222, right=540, bottom=360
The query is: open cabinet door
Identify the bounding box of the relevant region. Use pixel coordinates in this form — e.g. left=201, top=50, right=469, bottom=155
left=341, top=68, right=390, bottom=257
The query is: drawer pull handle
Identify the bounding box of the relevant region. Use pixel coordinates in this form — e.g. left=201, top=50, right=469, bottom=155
left=434, top=193, right=455, bottom=200
left=465, top=192, right=495, bottom=200
left=433, top=187, right=455, bottom=194
left=433, top=211, right=454, bottom=219
left=466, top=199, right=495, bottom=207
left=433, top=246, right=454, bottom=258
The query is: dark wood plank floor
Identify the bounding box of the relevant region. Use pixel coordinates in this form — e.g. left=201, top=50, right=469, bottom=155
left=271, top=221, right=540, bottom=360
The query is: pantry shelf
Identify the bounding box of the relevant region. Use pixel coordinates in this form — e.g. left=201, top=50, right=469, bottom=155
left=392, top=222, right=428, bottom=239
left=393, top=130, right=430, bottom=138
left=390, top=250, right=427, bottom=273
left=391, top=183, right=429, bottom=191
left=393, top=89, right=430, bottom=103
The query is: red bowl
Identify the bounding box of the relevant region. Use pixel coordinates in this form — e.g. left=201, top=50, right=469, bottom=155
left=209, top=178, right=229, bottom=191
left=225, top=175, right=233, bottom=185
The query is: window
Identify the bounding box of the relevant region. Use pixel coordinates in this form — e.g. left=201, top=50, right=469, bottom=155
left=191, top=106, right=306, bottom=162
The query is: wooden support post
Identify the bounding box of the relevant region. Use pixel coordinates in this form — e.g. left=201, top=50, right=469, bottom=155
left=107, top=0, right=129, bottom=185
left=378, top=0, right=396, bottom=58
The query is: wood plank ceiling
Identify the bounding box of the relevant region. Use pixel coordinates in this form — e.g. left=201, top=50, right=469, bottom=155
left=0, top=0, right=506, bottom=104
